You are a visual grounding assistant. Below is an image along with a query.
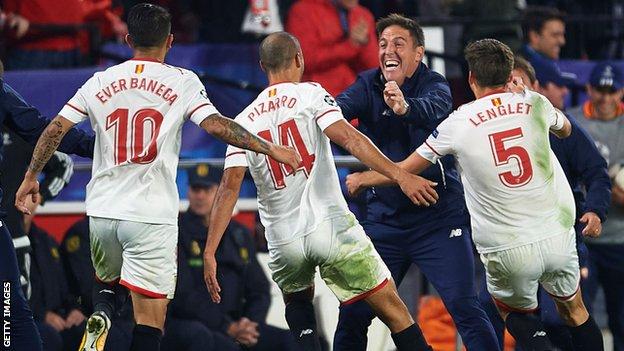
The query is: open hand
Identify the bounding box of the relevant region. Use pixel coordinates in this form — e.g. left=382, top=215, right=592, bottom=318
left=397, top=173, right=438, bottom=206
left=203, top=253, right=221, bottom=303
left=270, top=145, right=302, bottom=172
left=15, top=175, right=40, bottom=215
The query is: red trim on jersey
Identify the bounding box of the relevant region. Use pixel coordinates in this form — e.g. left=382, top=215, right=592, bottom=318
left=225, top=151, right=246, bottom=158
left=315, top=109, right=340, bottom=122
left=547, top=282, right=580, bottom=301
left=188, top=103, right=213, bottom=119
left=481, top=87, right=508, bottom=98
left=94, top=276, right=119, bottom=287
left=341, top=278, right=389, bottom=306
left=424, top=140, right=443, bottom=157
left=492, top=296, right=538, bottom=314
left=65, top=103, right=87, bottom=115
left=129, top=57, right=163, bottom=63
left=120, top=279, right=168, bottom=299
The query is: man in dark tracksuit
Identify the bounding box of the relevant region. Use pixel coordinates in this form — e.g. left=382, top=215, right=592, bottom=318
left=334, top=14, right=498, bottom=350
left=168, top=165, right=295, bottom=351
left=0, top=78, right=93, bottom=351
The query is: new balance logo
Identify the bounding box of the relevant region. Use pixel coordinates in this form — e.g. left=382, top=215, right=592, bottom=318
left=533, top=330, right=547, bottom=338
left=299, top=329, right=313, bottom=338
left=449, top=229, right=463, bottom=238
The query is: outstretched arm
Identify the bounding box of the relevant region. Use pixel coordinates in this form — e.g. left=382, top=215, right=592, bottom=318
left=346, top=151, right=435, bottom=196
left=200, top=113, right=301, bottom=170
left=324, top=119, right=438, bottom=205
left=15, top=115, right=76, bottom=214
left=203, top=166, right=246, bottom=303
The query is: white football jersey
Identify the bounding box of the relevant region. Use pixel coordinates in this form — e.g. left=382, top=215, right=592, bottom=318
left=224, top=82, right=350, bottom=246
left=59, top=59, right=219, bottom=225
left=417, top=90, right=575, bottom=253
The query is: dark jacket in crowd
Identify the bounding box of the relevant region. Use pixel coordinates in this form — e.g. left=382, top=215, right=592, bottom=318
left=171, top=210, right=271, bottom=333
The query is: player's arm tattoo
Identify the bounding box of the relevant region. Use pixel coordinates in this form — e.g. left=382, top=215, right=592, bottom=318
left=28, top=117, right=70, bottom=174
left=201, top=114, right=272, bottom=155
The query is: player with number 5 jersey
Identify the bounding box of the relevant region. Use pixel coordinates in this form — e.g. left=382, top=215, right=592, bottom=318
left=349, top=39, right=604, bottom=351
left=14, top=4, right=301, bottom=351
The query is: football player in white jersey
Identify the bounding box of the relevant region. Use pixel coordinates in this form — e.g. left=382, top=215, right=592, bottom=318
left=347, top=39, right=604, bottom=351
left=14, top=4, right=301, bottom=351
left=203, top=32, right=438, bottom=351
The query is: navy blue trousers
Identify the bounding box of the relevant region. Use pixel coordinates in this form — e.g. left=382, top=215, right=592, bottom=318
left=333, top=223, right=499, bottom=351
left=1, top=222, right=42, bottom=351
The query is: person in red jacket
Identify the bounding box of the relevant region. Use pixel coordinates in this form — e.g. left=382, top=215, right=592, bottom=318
left=3, top=0, right=84, bottom=70
left=286, top=0, right=377, bottom=97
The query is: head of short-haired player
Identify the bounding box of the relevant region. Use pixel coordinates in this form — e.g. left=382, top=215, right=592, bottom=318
left=376, top=14, right=425, bottom=87
left=523, top=6, right=565, bottom=60
left=125, top=3, right=173, bottom=52
left=513, top=56, right=539, bottom=91
left=259, top=32, right=304, bottom=82
left=464, top=39, right=514, bottom=95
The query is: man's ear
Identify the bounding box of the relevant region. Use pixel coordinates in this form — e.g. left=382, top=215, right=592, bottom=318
left=295, top=52, right=303, bottom=68
left=167, top=34, right=174, bottom=49
left=125, top=34, right=133, bottom=48
left=414, top=45, right=425, bottom=62
left=259, top=60, right=266, bottom=73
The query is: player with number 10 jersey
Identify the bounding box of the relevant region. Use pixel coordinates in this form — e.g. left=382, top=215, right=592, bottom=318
left=60, top=59, right=217, bottom=225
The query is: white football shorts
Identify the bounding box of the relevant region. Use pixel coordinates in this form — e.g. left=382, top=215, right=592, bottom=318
left=268, top=213, right=391, bottom=304
left=481, top=228, right=580, bottom=312
left=89, top=216, right=177, bottom=299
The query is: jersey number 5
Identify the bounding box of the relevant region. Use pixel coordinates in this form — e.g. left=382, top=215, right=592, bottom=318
left=106, top=108, right=164, bottom=165
left=258, top=119, right=315, bottom=189
left=488, top=127, right=534, bottom=188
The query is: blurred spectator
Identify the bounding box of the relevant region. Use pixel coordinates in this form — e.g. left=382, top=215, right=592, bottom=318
left=521, top=6, right=566, bottom=61
left=286, top=0, right=377, bottom=96
left=2, top=0, right=85, bottom=70
left=170, top=164, right=296, bottom=351
left=82, top=0, right=128, bottom=43
left=531, top=55, right=577, bottom=109
left=451, top=0, right=524, bottom=53
left=568, top=62, right=624, bottom=351
left=24, top=196, right=86, bottom=351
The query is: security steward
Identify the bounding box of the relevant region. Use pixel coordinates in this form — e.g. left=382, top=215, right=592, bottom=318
left=169, top=164, right=295, bottom=351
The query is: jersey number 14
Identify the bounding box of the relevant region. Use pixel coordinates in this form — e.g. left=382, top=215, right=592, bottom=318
left=258, top=119, right=315, bottom=189
left=106, top=108, right=164, bottom=165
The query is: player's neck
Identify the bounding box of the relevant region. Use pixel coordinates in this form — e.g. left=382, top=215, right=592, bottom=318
left=132, top=48, right=166, bottom=63
left=473, top=85, right=507, bottom=99
left=267, top=71, right=300, bottom=86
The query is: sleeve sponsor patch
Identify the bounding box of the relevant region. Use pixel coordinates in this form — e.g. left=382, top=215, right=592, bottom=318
left=324, top=95, right=337, bottom=107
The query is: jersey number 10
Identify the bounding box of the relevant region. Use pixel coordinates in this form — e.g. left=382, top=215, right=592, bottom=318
left=106, top=108, right=164, bottom=165
left=258, top=119, right=315, bottom=189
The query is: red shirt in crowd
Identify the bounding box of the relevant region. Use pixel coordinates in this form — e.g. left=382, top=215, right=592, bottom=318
left=4, top=0, right=85, bottom=51
left=286, top=0, right=378, bottom=97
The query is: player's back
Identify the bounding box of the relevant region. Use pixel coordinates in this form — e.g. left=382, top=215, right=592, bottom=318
left=441, top=90, right=575, bottom=253
left=59, top=59, right=216, bottom=225
left=225, top=82, right=350, bottom=246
